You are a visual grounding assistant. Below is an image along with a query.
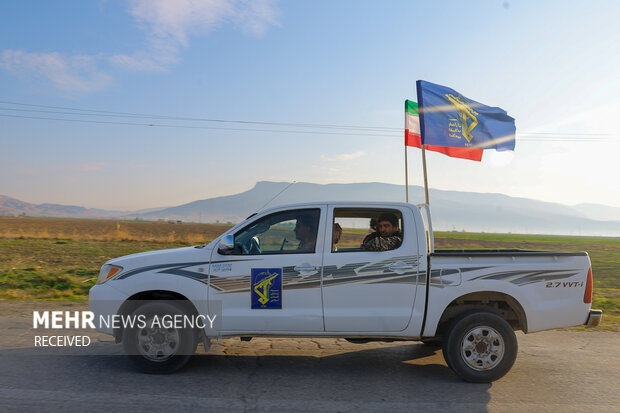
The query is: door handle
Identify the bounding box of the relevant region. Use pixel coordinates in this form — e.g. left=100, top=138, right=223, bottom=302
left=389, top=264, right=414, bottom=271
left=294, top=266, right=319, bottom=272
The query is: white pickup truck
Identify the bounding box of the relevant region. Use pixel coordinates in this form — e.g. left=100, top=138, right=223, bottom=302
left=89, top=202, right=602, bottom=382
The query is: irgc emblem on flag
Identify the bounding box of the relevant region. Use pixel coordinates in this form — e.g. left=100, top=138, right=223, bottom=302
left=406, top=80, right=516, bottom=161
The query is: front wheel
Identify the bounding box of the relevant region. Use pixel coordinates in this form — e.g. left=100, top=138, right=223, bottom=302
left=123, top=301, right=197, bottom=374
left=444, top=311, right=517, bottom=383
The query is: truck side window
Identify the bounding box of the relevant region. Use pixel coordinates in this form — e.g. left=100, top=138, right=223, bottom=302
left=332, top=208, right=403, bottom=253
left=233, top=208, right=320, bottom=255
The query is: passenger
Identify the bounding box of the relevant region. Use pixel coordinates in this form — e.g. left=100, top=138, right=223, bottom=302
left=369, top=218, right=378, bottom=232
left=332, top=223, right=342, bottom=251
left=295, top=213, right=317, bottom=252
left=361, top=213, right=402, bottom=251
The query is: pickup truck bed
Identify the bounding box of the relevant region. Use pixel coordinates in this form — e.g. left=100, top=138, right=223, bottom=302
left=433, top=249, right=588, bottom=256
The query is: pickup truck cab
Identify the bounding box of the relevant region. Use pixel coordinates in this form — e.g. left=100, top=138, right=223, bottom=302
left=89, top=201, right=602, bottom=382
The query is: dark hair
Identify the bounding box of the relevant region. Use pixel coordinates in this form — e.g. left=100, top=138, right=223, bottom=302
left=369, top=218, right=377, bottom=228
left=297, top=213, right=318, bottom=233
left=377, top=213, right=398, bottom=227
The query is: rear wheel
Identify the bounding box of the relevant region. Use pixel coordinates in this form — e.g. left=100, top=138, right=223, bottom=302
left=443, top=311, right=517, bottom=383
left=123, top=301, right=197, bottom=374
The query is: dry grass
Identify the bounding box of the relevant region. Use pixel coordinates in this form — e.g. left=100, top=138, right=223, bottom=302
left=0, top=216, right=232, bottom=244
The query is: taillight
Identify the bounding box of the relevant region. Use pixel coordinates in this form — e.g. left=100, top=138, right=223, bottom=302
left=584, top=267, right=593, bottom=304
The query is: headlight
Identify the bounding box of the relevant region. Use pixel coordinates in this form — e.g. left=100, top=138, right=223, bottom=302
left=97, top=264, right=123, bottom=284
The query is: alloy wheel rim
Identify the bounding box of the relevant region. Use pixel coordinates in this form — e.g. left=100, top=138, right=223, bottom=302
left=137, top=316, right=180, bottom=362
left=460, top=325, right=505, bottom=371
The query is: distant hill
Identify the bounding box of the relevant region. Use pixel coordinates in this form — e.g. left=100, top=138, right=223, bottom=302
left=2, top=182, right=619, bottom=236
left=0, top=195, right=111, bottom=219
left=0, top=195, right=168, bottom=220
left=138, top=181, right=620, bottom=236
left=571, top=203, right=620, bottom=222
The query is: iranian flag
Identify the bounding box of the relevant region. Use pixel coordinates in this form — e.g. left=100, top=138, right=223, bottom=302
left=405, top=100, right=421, bottom=148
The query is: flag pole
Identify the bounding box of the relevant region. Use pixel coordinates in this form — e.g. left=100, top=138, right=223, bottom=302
left=404, top=109, right=409, bottom=203
left=421, top=144, right=430, bottom=205
left=416, top=80, right=430, bottom=206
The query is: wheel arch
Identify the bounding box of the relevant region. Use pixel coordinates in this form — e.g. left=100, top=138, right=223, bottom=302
left=113, top=290, right=200, bottom=343
left=434, top=291, right=528, bottom=338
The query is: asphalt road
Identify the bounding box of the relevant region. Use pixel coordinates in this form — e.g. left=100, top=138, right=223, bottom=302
left=1, top=303, right=618, bottom=412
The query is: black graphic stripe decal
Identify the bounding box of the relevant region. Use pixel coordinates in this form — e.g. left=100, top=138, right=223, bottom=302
left=115, top=261, right=211, bottom=280
left=210, top=256, right=423, bottom=294
left=468, top=269, right=581, bottom=286
left=114, top=259, right=261, bottom=281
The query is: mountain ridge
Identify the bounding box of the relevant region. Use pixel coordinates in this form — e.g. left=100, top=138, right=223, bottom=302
left=1, top=182, right=619, bottom=236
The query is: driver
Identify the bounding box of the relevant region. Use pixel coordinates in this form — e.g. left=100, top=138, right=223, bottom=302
left=295, top=213, right=317, bottom=252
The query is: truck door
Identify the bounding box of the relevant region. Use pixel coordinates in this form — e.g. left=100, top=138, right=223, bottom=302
left=209, top=206, right=326, bottom=332
left=321, top=205, right=421, bottom=332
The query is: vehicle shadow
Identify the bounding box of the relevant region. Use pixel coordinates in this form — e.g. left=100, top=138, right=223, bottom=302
left=1, top=341, right=492, bottom=412
left=187, top=340, right=492, bottom=410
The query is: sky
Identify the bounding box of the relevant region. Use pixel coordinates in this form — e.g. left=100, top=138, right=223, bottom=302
left=1, top=0, right=619, bottom=212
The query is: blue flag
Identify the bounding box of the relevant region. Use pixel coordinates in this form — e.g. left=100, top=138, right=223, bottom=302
left=416, top=80, right=516, bottom=161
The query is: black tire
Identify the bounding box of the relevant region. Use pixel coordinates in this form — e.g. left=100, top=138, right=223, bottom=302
left=123, top=301, right=197, bottom=374
left=443, top=311, right=517, bottom=383
left=441, top=334, right=457, bottom=375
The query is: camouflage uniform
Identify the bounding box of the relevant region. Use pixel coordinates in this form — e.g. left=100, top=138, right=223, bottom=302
left=361, top=231, right=402, bottom=251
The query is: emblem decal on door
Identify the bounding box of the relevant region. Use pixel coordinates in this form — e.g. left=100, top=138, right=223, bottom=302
left=251, top=268, right=282, bottom=309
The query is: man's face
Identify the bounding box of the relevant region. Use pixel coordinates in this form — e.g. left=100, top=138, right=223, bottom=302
left=295, top=220, right=311, bottom=241
left=377, top=220, right=397, bottom=237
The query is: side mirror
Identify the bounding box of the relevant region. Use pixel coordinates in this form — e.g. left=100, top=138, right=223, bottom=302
left=218, top=234, right=235, bottom=254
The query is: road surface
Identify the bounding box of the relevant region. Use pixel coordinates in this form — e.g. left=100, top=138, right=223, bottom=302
left=0, top=302, right=618, bottom=412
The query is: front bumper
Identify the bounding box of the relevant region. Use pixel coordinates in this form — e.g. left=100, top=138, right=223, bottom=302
left=585, top=309, right=603, bottom=328
left=88, top=283, right=130, bottom=335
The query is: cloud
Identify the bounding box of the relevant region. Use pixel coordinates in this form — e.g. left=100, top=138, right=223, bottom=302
left=0, top=0, right=279, bottom=91
left=129, top=0, right=233, bottom=48
left=128, top=0, right=278, bottom=48
left=0, top=50, right=111, bottom=92
left=107, top=52, right=169, bottom=72
left=230, top=0, right=280, bottom=36
left=321, top=151, right=366, bottom=162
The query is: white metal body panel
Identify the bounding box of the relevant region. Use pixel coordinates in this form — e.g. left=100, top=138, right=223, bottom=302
left=88, top=282, right=130, bottom=334
left=208, top=205, right=327, bottom=332
left=89, top=246, right=213, bottom=334
left=423, top=254, right=592, bottom=336
left=321, top=204, right=421, bottom=332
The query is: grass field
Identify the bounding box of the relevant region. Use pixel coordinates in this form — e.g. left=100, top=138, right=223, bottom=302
left=0, top=216, right=617, bottom=329
left=0, top=216, right=230, bottom=244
